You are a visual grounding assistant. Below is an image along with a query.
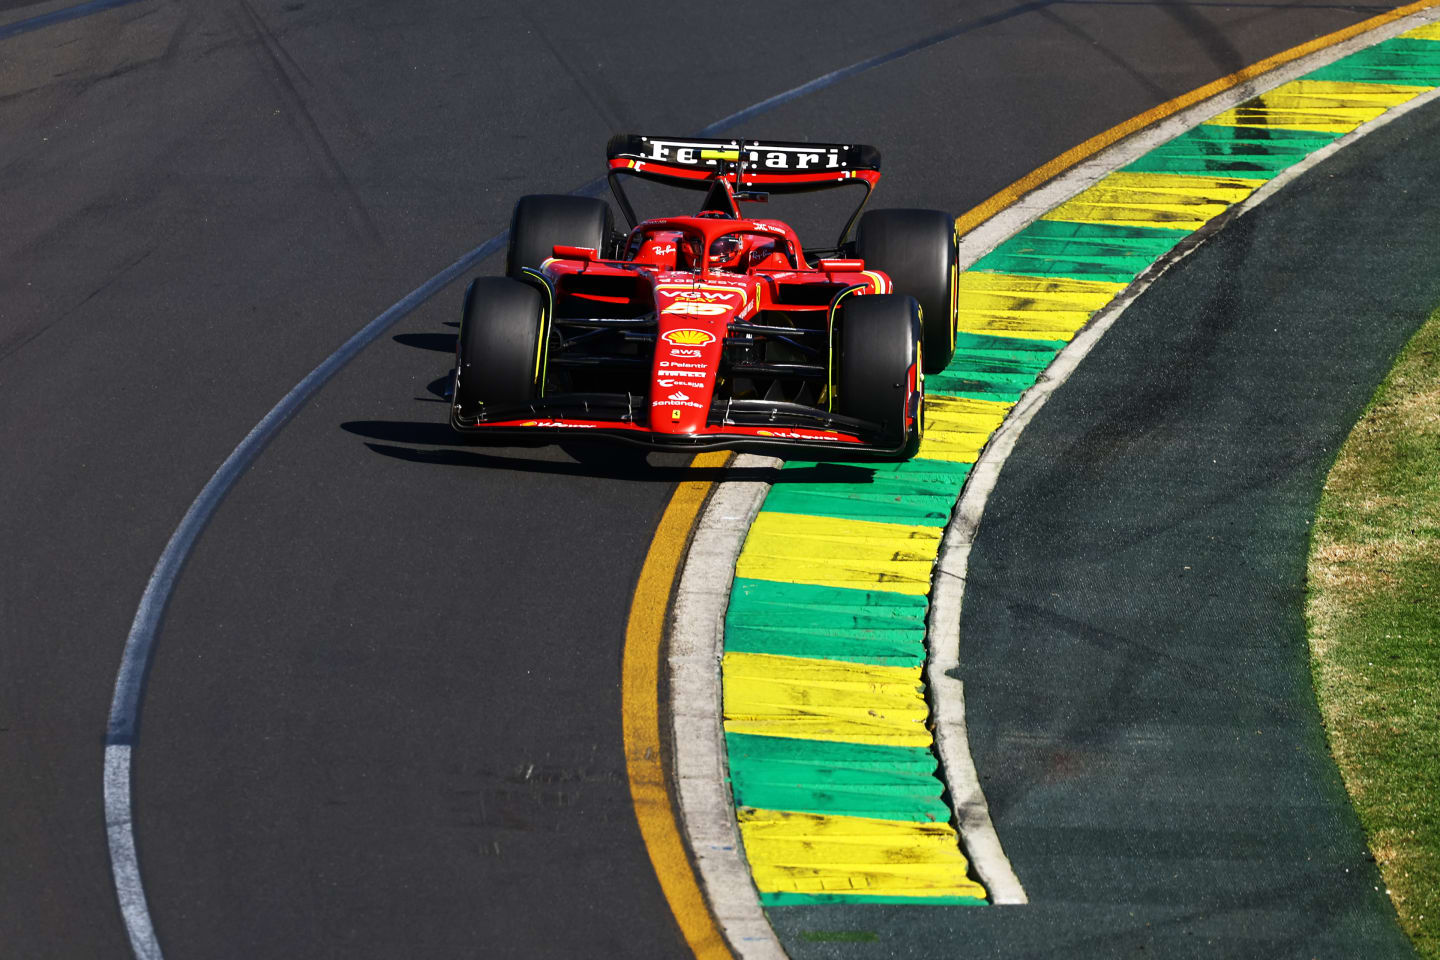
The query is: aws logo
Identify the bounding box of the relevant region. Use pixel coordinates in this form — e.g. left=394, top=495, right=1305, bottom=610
left=661, top=329, right=715, bottom=346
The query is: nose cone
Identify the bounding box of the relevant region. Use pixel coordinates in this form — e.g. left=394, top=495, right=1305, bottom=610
left=649, top=322, right=722, bottom=434
left=649, top=280, right=749, bottom=434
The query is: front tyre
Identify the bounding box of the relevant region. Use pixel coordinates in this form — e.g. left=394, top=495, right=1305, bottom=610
left=453, top=277, right=545, bottom=419
left=836, top=294, right=924, bottom=459
left=505, top=194, right=614, bottom=278
left=854, top=208, right=958, bottom=374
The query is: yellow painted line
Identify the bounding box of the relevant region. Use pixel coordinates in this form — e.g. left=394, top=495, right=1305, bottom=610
left=1404, top=20, right=1440, bottom=38
left=916, top=395, right=1014, bottom=464
left=737, top=808, right=988, bottom=900
left=1205, top=79, right=1433, bottom=132
left=622, top=451, right=733, bottom=960
left=955, top=272, right=1127, bottom=341
left=953, top=0, right=1440, bottom=237
left=722, top=651, right=932, bottom=747
left=734, top=512, right=942, bottom=595
left=1039, top=170, right=1267, bottom=232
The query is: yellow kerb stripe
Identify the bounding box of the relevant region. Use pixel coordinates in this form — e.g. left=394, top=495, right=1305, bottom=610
left=737, top=808, right=988, bottom=900
left=734, top=512, right=942, bottom=595
left=916, top=395, right=1013, bottom=464
left=1205, top=79, right=1433, bottom=133
left=722, top=651, right=932, bottom=747
left=955, top=272, right=1126, bottom=341
left=953, top=0, right=1440, bottom=237
left=1041, top=170, right=1266, bottom=232
left=1403, top=21, right=1440, bottom=39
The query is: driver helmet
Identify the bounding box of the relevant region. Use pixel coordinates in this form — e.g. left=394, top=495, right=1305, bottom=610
left=707, top=234, right=747, bottom=270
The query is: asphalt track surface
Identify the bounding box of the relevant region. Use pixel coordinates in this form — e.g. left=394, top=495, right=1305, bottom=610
left=0, top=1, right=1421, bottom=957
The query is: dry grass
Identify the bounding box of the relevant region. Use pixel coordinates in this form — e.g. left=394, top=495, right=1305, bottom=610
left=1307, top=307, right=1440, bottom=958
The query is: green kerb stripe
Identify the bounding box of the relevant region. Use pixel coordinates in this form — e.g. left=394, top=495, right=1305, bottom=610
left=727, top=733, right=950, bottom=821
left=727, top=578, right=928, bottom=666
left=761, top=459, right=971, bottom=527
left=1122, top=125, right=1339, bottom=178
left=1306, top=38, right=1440, bottom=85
left=928, top=332, right=1064, bottom=400
left=971, top=219, right=1187, bottom=283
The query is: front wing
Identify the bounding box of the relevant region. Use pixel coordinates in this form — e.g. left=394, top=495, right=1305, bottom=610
left=450, top=396, right=921, bottom=460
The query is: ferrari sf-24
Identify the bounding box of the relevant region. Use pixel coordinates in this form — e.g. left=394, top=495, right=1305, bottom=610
left=450, top=134, right=959, bottom=460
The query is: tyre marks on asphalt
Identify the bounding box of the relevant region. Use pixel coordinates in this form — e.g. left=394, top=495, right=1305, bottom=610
left=712, top=15, right=1440, bottom=920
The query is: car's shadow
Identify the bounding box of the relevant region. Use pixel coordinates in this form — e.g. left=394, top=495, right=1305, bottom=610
left=340, top=419, right=882, bottom=484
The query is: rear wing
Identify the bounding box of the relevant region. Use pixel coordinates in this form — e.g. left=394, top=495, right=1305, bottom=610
left=606, top=135, right=880, bottom=190
left=605, top=134, right=882, bottom=246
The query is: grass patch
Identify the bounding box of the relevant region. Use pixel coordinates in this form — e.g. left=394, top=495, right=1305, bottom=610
left=1308, top=304, right=1440, bottom=958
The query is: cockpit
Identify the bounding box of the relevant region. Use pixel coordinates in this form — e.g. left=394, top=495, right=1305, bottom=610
left=628, top=226, right=798, bottom=275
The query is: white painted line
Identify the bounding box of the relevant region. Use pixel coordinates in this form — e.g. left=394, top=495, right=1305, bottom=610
left=670, top=454, right=786, bottom=960
left=928, top=3, right=1440, bottom=908
left=104, top=744, right=161, bottom=960
left=101, top=232, right=509, bottom=960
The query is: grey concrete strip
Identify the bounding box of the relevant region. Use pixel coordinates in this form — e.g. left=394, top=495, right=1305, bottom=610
left=670, top=454, right=786, bottom=959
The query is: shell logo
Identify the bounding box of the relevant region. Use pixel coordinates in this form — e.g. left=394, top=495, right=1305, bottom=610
left=662, top=328, right=715, bottom=346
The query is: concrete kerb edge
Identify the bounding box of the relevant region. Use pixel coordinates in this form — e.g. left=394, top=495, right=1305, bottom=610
left=670, top=454, right=785, bottom=960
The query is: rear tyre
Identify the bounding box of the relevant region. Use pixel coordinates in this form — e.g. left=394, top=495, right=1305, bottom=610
left=854, top=208, right=957, bottom=373
left=505, top=194, right=615, bottom=277
left=453, top=277, right=545, bottom=416
left=836, top=294, right=923, bottom=459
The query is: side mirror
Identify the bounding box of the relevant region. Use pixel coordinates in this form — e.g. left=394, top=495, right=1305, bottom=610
left=817, top=258, right=865, bottom=272
left=552, top=245, right=597, bottom=261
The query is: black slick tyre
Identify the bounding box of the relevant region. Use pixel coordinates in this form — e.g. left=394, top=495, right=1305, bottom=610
left=505, top=194, right=614, bottom=277
left=453, top=277, right=545, bottom=418
left=854, top=208, right=957, bottom=373
left=836, top=293, right=923, bottom=459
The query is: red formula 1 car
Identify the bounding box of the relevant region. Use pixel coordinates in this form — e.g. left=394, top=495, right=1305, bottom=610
left=450, top=135, right=959, bottom=460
